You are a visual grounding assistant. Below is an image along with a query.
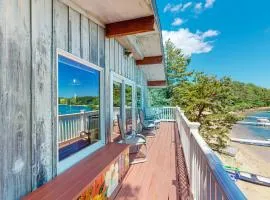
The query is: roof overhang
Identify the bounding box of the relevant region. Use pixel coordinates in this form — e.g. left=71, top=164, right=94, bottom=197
left=66, top=0, right=166, bottom=87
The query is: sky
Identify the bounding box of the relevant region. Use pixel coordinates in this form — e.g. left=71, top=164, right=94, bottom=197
left=58, top=55, right=100, bottom=98
left=157, top=0, right=270, bottom=88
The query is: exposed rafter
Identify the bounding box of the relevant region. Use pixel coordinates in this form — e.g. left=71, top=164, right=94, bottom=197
left=147, top=80, right=166, bottom=87
left=106, top=15, right=155, bottom=38
left=136, top=56, right=163, bottom=65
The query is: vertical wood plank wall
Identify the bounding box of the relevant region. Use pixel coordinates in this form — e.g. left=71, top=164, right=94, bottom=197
left=0, top=1, right=32, bottom=199
left=0, top=0, right=147, bottom=199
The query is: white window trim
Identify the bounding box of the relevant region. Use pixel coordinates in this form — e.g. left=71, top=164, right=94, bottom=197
left=56, top=49, right=105, bottom=174
left=110, top=71, right=136, bottom=135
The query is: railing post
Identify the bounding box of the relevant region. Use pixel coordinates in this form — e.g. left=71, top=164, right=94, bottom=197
left=188, top=122, right=200, bottom=199
left=80, top=110, right=86, bottom=132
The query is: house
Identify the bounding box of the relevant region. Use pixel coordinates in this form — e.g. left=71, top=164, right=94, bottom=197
left=0, top=0, right=246, bottom=199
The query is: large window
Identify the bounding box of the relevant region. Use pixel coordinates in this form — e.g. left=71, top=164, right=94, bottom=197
left=57, top=53, right=103, bottom=164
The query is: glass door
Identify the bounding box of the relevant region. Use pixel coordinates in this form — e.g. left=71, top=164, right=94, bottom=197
left=125, top=84, right=133, bottom=134
left=112, top=81, right=122, bottom=142
left=110, top=72, right=135, bottom=142
left=136, top=86, right=142, bottom=129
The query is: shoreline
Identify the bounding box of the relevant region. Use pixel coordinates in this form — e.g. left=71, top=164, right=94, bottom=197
left=236, top=106, right=270, bottom=116
left=219, top=111, right=270, bottom=199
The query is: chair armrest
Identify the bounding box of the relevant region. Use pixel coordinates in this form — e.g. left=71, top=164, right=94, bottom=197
left=136, top=134, right=147, bottom=141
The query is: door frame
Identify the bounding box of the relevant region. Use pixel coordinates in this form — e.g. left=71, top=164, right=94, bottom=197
left=110, top=71, right=136, bottom=140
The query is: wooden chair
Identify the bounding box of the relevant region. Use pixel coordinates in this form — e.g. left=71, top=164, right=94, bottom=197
left=117, top=115, right=147, bottom=164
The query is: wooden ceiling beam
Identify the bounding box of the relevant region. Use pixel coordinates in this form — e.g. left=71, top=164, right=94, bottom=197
left=136, top=56, right=163, bottom=65
left=147, top=80, right=166, bottom=87
left=106, top=15, right=155, bottom=38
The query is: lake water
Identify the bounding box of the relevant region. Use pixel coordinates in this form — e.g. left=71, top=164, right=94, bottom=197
left=59, top=104, right=91, bottom=115
left=243, top=111, right=270, bottom=140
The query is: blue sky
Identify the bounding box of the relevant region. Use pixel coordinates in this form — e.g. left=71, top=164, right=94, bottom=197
left=58, top=55, right=99, bottom=98
left=157, top=0, right=270, bottom=88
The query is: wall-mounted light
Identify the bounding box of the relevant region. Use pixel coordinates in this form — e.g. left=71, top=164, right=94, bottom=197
left=124, top=49, right=133, bottom=58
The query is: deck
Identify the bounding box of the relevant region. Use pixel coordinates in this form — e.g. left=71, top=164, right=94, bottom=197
left=115, top=122, right=190, bottom=200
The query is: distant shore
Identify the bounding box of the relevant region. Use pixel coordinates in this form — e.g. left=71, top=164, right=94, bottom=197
left=236, top=106, right=270, bottom=116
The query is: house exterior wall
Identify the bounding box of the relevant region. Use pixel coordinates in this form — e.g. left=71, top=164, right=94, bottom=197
left=0, top=0, right=147, bottom=199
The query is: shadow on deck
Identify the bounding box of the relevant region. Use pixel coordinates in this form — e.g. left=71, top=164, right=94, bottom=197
left=115, top=122, right=190, bottom=200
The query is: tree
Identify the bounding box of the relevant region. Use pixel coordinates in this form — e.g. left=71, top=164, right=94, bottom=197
left=149, top=39, right=192, bottom=106
left=165, top=40, right=192, bottom=85
left=172, top=73, right=241, bottom=151
left=149, top=39, right=270, bottom=152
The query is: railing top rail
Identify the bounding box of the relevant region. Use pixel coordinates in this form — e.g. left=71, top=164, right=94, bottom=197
left=176, top=107, right=246, bottom=200
left=59, top=110, right=98, bottom=118
left=148, top=106, right=176, bottom=109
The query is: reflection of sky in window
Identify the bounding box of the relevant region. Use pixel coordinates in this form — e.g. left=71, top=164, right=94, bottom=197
left=58, top=55, right=99, bottom=98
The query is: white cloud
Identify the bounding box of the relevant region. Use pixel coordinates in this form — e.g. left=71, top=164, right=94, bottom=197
left=163, top=3, right=182, bottom=13
left=181, top=2, right=193, bottom=12
left=194, top=3, right=203, bottom=13
left=201, top=30, right=219, bottom=38
left=162, top=28, right=220, bottom=55
left=194, top=0, right=215, bottom=14
left=170, top=4, right=182, bottom=12
left=171, top=18, right=184, bottom=26
left=205, top=0, right=216, bottom=8
left=163, top=3, right=172, bottom=12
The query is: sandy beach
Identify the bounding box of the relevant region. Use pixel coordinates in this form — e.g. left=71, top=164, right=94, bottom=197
left=220, top=124, right=270, bottom=199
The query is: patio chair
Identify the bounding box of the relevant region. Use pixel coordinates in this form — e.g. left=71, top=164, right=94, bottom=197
left=144, top=108, right=161, bottom=129
left=117, top=115, right=147, bottom=164
left=139, top=110, right=158, bottom=137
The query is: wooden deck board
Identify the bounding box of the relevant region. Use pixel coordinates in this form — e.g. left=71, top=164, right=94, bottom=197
left=115, top=122, right=183, bottom=200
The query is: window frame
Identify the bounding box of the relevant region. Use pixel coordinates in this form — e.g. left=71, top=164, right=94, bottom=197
left=56, top=49, right=105, bottom=174
left=110, top=71, right=136, bottom=138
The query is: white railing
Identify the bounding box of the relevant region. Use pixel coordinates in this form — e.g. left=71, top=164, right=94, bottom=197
left=58, top=110, right=99, bottom=143
left=175, top=107, right=246, bottom=200
left=145, top=106, right=176, bottom=121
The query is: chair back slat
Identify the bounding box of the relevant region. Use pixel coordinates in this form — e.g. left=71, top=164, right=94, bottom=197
left=139, top=110, right=145, bottom=124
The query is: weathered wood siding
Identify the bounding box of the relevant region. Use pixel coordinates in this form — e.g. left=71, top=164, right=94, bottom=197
left=105, top=38, right=147, bottom=86
left=0, top=0, right=147, bottom=199
left=0, top=1, right=32, bottom=199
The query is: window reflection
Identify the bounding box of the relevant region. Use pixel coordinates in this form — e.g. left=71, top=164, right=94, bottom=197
left=112, top=81, right=122, bottom=142
left=125, top=85, right=133, bottom=134
left=58, top=55, right=100, bottom=161
left=136, top=87, right=142, bottom=127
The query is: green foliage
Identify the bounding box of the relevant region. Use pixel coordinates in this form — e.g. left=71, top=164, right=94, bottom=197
left=172, top=73, right=233, bottom=121
left=149, top=88, right=171, bottom=106
left=165, top=40, right=192, bottom=85
left=149, top=39, right=270, bottom=152
left=113, top=82, right=121, bottom=107
left=172, top=73, right=242, bottom=151
left=200, top=113, right=240, bottom=151
left=58, top=96, right=99, bottom=110
left=125, top=85, right=132, bottom=106
left=149, top=39, right=192, bottom=106
left=230, top=82, right=270, bottom=110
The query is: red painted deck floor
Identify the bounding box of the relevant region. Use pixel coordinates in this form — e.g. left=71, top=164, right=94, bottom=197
left=115, top=122, right=190, bottom=200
